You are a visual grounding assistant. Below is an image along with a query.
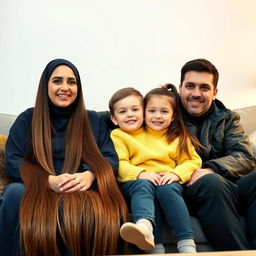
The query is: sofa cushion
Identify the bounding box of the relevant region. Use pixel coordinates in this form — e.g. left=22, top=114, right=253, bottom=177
left=0, top=148, right=7, bottom=194
left=0, top=135, right=7, bottom=151
left=249, top=131, right=256, bottom=156
left=0, top=135, right=10, bottom=194
left=234, top=106, right=256, bottom=136
left=0, top=113, right=17, bottom=136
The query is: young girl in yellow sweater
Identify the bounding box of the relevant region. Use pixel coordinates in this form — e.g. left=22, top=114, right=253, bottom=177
left=109, top=85, right=202, bottom=253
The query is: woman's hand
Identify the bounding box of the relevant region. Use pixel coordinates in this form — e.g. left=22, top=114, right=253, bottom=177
left=61, top=171, right=95, bottom=193
left=48, top=173, right=74, bottom=193
left=158, top=172, right=181, bottom=185
left=48, top=171, right=95, bottom=193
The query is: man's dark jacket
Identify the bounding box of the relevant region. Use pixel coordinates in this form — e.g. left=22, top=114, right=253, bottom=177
left=180, top=99, right=255, bottom=180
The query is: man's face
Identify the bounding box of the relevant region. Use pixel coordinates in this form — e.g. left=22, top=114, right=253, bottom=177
left=179, top=71, right=218, bottom=116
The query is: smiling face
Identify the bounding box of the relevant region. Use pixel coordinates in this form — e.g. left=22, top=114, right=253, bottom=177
left=145, top=95, right=174, bottom=131
left=48, top=65, right=78, bottom=108
left=179, top=71, right=218, bottom=116
left=111, top=95, right=144, bottom=133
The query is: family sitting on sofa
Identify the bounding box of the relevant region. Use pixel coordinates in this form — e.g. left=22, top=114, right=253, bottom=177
left=0, top=58, right=255, bottom=255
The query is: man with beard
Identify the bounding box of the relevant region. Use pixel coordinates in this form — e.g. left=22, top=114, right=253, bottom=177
left=179, top=58, right=256, bottom=250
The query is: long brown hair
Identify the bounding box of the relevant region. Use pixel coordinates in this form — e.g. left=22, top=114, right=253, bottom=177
left=144, top=84, right=202, bottom=158
left=19, top=59, right=127, bottom=256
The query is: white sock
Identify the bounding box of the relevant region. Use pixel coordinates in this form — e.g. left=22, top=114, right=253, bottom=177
left=145, top=243, right=165, bottom=254
left=177, top=239, right=196, bottom=253
left=136, top=218, right=153, bottom=234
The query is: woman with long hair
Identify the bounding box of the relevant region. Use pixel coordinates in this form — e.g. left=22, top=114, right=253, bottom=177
left=0, top=59, right=127, bottom=256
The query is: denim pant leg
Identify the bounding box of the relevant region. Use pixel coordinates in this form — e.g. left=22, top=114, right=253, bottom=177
left=184, top=173, right=249, bottom=250
left=0, top=183, right=25, bottom=256
left=156, top=182, right=194, bottom=241
left=153, top=199, right=164, bottom=244
left=121, top=179, right=156, bottom=224
left=236, top=171, right=256, bottom=249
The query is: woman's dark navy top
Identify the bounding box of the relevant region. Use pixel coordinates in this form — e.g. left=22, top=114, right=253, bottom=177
left=5, top=108, right=118, bottom=181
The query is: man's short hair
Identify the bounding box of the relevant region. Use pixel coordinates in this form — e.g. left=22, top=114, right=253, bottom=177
left=180, top=59, right=219, bottom=89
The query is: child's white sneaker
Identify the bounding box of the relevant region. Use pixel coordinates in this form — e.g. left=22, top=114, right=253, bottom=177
left=120, top=222, right=155, bottom=250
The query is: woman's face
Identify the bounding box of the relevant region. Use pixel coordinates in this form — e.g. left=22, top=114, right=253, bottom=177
left=48, top=65, right=78, bottom=107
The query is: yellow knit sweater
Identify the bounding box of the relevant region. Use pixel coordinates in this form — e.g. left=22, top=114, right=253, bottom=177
left=111, top=127, right=202, bottom=184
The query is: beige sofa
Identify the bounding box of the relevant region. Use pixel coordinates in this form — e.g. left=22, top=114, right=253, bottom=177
left=0, top=105, right=255, bottom=253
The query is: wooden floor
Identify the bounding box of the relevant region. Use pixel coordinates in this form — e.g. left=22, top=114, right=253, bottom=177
left=121, top=250, right=256, bottom=256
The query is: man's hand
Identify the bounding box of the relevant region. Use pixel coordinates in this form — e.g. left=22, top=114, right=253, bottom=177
left=187, top=168, right=214, bottom=186
left=48, top=171, right=95, bottom=193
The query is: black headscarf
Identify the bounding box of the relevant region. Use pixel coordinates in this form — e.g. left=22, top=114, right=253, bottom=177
left=44, top=59, right=81, bottom=85
left=44, top=58, right=82, bottom=97
left=43, top=58, right=83, bottom=116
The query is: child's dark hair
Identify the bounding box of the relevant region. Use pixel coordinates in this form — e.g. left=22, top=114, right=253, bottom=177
left=109, top=87, right=144, bottom=115
left=144, top=84, right=201, bottom=158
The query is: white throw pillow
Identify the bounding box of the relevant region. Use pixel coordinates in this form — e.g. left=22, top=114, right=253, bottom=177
left=249, top=131, right=256, bottom=156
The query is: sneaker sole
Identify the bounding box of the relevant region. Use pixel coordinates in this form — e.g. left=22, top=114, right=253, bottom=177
left=120, top=222, right=155, bottom=251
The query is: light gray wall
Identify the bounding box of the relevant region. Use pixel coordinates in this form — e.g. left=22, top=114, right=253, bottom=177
left=0, top=0, right=255, bottom=115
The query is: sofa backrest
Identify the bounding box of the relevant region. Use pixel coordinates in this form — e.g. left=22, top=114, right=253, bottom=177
left=0, top=105, right=255, bottom=137
left=234, top=106, right=256, bottom=136
left=0, top=113, right=17, bottom=136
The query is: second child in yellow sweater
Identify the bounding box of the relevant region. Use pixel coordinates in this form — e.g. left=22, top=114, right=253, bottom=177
left=109, top=85, right=202, bottom=254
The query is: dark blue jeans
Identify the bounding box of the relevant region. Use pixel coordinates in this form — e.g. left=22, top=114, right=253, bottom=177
left=155, top=182, right=194, bottom=242
left=120, top=180, right=194, bottom=243
left=184, top=173, right=249, bottom=250
left=0, top=183, right=24, bottom=256
left=121, top=179, right=156, bottom=224
left=237, top=171, right=256, bottom=249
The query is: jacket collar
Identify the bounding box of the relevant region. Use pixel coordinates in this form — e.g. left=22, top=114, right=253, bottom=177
left=180, top=98, right=231, bottom=125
